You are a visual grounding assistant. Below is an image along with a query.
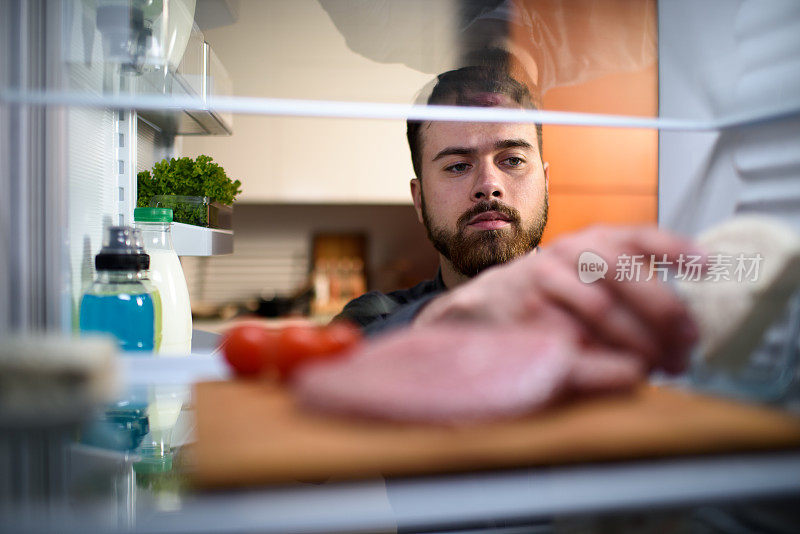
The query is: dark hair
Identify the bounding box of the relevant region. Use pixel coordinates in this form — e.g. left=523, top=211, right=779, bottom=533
left=407, top=66, right=543, bottom=180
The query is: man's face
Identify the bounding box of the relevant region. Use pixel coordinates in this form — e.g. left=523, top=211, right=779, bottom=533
left=411, top=120, right=549, bottom=278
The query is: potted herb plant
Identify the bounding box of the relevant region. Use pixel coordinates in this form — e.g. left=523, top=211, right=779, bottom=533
left=137, top=155, right=242, bottom=228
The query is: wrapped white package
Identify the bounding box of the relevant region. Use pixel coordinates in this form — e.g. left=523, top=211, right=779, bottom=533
left=677, top=216, right=800, bottom=369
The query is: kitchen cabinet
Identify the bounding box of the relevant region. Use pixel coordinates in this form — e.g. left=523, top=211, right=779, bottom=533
left=179, top=0, right=458, bottom=204
left=183, top=116, right=418, bottom=204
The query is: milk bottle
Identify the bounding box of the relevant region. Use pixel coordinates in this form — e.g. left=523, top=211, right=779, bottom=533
left=134, top=208, right=192, bottom=354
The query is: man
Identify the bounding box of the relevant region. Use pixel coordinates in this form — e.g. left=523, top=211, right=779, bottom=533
left=336, top=66, right=547, bottom=329
left=336, top=66, right=699, bottom=374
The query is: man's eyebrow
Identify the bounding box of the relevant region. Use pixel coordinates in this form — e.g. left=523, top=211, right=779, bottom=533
left=495, top=139, right=533, bottom=151
left=432, top=147, right=476, bottom=161
left=431, top=139, right=535, bottom=162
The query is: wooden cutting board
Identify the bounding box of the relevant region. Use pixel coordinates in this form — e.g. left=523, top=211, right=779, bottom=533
left=191, top=381, right=800, bottom=488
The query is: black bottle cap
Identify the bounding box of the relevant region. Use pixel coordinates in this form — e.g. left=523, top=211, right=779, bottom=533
left=94, top=226, right=150, bottom=272
left=95, top=252, right=150, bottom=272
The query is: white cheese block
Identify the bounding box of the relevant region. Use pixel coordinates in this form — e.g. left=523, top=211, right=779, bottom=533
left=676, top=216, right=800, bottom=369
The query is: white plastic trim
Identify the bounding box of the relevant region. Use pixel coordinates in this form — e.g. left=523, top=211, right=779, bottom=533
left=3, top=89, right=800, bottom=132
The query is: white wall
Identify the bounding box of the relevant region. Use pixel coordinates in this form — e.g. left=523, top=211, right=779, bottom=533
left=180, top=0, right=459, bottom=204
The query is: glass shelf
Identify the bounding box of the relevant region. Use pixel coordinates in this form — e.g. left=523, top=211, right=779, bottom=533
left=3, top=87, right=800, bottom=133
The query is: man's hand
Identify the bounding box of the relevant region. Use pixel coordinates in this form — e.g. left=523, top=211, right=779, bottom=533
left=414, top=226, right=702, bottom=374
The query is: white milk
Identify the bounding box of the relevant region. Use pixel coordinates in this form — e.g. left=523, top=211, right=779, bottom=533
left=148, top=386, right=188, bottom=436
left=148, top=249, right=192, bottom=354
left=144, top=385, right=189, bottom=459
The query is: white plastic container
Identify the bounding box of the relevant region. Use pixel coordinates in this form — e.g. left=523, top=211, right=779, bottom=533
left=134, top=208, right=192, bottom=354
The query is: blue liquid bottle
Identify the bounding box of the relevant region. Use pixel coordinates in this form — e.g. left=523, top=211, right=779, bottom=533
left=80, top=226, right=155, bottom=352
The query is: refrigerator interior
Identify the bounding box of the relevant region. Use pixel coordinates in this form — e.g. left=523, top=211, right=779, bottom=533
left=1, top=0, right=799, bottom=340
left=1, top=0, right=800, bottom=529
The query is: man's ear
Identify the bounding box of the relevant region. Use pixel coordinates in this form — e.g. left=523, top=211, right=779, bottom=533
left=543, top=161, right=550, bottom=194
left=410, top=178, right=424, bottom=224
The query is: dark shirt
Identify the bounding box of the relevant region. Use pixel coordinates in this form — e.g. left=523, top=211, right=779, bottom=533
left=333, top=270, right=447, bottom=336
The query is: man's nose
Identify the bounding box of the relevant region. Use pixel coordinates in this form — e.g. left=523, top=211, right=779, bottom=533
left=470, top=164, right=504, bottom=200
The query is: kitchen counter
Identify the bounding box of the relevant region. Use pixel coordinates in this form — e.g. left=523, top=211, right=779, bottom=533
left=192, top=316, right=333, bottom=336
left=188, top=317, right=331, bottom=357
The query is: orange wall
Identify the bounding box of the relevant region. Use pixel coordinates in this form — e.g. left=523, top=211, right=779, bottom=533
left=542, top=67, right=658, bottom=244
left=510, top=0, right=659, bottom=245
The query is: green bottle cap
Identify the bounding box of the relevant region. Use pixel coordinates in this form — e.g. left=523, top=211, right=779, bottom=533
left=134, top=207, right=173, bottom=223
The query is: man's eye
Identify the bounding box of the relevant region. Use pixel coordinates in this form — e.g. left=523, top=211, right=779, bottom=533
left=445, top=162, right=471, bottom=173
left=503, top=156, right=525, bottom=167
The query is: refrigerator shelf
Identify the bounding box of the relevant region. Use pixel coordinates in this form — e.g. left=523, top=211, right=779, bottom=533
left=172, top=223, right=233, bottom=256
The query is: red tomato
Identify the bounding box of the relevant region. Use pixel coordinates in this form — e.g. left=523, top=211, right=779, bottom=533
left=318, top=321, right=362, bottom=355
left=221, top=322, right=363, bottom=381
left=276, top=325, right=328, bottom=378
left=220, top=323, right=277, bottom=377
left=276, top=322, right=363, bottom=379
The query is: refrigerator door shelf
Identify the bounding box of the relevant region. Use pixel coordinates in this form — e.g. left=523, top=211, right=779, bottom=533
left=171, top=223, right=233, bottom=256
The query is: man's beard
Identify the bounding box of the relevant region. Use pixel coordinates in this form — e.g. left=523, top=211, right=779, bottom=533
left=421, top=193, right=548, bottom=278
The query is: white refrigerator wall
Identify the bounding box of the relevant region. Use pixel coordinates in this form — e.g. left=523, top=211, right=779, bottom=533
left=658, top=0, right=800, bottom=235
left=64, top=1, right=120, bottom=327
left=63, top=2, right=172, bottom=328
